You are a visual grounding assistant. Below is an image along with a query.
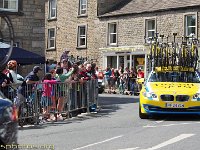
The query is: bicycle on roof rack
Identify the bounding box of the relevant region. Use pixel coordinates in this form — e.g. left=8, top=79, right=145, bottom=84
left=145, top=33, right=199, bottom=73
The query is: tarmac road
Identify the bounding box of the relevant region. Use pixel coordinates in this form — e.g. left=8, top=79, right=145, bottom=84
left=18, top=93, right=200, bottom=150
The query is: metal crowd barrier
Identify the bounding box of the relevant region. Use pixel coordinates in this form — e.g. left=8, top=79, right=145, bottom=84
left=3, top=79, right=99, bottom=126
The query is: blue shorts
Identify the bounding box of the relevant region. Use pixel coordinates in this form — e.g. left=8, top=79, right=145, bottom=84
left=41, top=96, right=52, bottom=107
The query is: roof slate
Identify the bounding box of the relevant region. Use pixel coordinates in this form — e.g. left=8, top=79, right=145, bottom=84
left=100, top=0, right=200, bottom=17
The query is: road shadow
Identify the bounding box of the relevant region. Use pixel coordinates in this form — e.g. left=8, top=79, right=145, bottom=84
left=19, top=94, right=139, bottom=130
left=149, top=114, right=200, bottom=121
left=93, top=94, right=139, bottom=117
left=99, top=94, right=139, bottom=105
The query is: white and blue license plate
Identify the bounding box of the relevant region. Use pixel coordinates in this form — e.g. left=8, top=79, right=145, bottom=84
left=166, top=103, right=184, bottom=108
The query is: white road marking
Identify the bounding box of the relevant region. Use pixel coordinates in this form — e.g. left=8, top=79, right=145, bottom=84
left=143, top=125, right=157, bottom=128
left=143, top=121, right=200, bottom=128
left=19, top=125, right=35, bottom=128
left=73, top=135, right=123, bottom=150
left=141, top=134, right=194, bottom=150
left=155, top=120, right=164, bottom=123
left=118, top=147, right=140, bottom=150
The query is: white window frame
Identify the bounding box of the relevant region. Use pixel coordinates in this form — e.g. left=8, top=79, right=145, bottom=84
left=77, top=25, right=87, bottom=48
left=184, top=14, right=197, bottom=37
left=108, top=22, right=117, bottom=46
left=0, top=0, right=18, bottom=12
left=47, top=28, right=56, bottom=49
left=78, top=0, right=87, bottom=15
left=48, top=0, right=57, bottom=19
left=145, top=19, right=156, bottom=38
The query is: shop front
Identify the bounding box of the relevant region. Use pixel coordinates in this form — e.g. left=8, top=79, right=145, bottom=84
left=100, top=45, right=149, bottom=78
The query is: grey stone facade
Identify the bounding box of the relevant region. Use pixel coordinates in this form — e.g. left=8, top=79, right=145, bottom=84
left=45, top=0, right=101, bottom=65
left=98, top=8, right=200, bottom=69
left=99, top=8, right=200, bottom=47
left=10, top=0, right=45, bottom=57
left=2, top=0, right=45, bottom=75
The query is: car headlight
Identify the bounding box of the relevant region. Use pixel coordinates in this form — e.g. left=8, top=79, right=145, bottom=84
left=143, top=91, right=158, bottom=100
left=102, top=82, right=105, bottom=86
left=192, top=93, right=200, bottom=101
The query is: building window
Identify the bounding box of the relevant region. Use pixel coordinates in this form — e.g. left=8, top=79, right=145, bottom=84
left=77, top=25, right=86, bottom=48
left=108, top=22, right=117, bottom=46
left=47, top=28, right=56, bottom=49
left=0, top=0, right=18, bottom=12
left=79, top=0, right=87, bottom=15
left=48, top=0, right=57, bottom=19
left=185, top=14, right=196, bottom=37
left=145, top=19, right=155, bottom=38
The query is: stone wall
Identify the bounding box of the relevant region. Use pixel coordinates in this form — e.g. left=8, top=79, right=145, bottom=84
left=8, top=0, right=45, bottom=76
left=99, top=8, right=200, bottom=46
left=45, top=0, right=101, bottom=66
left=11, top=0, right=45, bottom=56
left=98, top=8, right=200, bottom=67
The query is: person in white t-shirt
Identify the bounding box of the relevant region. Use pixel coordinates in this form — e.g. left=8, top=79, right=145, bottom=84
left=7, top=60, right=23, bottom=84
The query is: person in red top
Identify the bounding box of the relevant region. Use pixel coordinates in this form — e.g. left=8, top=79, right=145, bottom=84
left=79, top=64, right=90, bottom=81
left=137, top=68, right=144, bottom=78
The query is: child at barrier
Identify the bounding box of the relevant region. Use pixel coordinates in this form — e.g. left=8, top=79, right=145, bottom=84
left=41, top=73, right=57, bottom=121
left=49, top=69, right=57, bottom=111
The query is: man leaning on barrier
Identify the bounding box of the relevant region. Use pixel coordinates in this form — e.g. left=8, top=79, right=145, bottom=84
left=17, top=66, right=42, bottom=104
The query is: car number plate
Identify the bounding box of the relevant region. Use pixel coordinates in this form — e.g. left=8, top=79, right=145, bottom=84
left=166, top=103, right=184, bottom=108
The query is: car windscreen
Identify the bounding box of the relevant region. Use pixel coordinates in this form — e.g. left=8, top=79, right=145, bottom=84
left=148, top=72, right=200, bottom=83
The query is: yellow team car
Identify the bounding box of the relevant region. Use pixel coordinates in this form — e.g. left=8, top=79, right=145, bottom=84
left=139, top=71, right=200, bottom=119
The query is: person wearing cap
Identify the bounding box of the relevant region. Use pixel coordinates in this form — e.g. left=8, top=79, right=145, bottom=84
left=25, top=66, right=42, bottom=84
left=17, top=66, right=42, bottom=103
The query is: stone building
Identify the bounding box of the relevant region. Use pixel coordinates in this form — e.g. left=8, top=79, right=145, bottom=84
left=0, top=0, right=45, bottom=74
left=45, top=0, right=200, bottom=75
left=45, top=0, right=100, bottom=63
left=98, top=0, right=200, bottom=76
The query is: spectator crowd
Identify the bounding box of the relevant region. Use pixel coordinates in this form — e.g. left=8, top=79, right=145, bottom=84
left=0, top=52, right=145, bottom=122
left=101, top=66, right=144, bottom=95
left=0, top=57, right=99, bottom=121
